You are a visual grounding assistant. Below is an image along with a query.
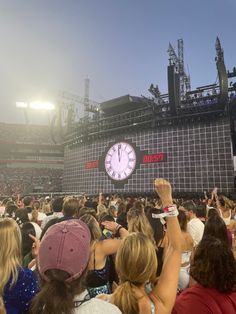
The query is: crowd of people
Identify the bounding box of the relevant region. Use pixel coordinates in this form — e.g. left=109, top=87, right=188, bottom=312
left=0, top=123, right=55, bottom=145
left=0, top=168, right=63, bottom=195
left=0, top=180, right=236, bottom=313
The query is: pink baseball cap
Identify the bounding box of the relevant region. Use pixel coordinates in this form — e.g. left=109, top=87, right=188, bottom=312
left=38, top=219, right=91, bottom=282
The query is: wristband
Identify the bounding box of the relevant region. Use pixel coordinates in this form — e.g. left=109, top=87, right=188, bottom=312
left=152, top=205, right=178, bottom=220
left=163, top=205, right=178, bottom=215
left=116, top=225, right=123, bottom=233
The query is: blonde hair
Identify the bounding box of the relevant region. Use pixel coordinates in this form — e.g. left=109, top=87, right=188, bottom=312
left=31, top=209, right=38, bottom=223
left=79, top=214, right=102, bottom=242
left=112, top=233, right=157, bottom=314
left=127, top=208, right=156, bottom=246
left=97, top=204, right=107, bottom=215
left=0, top=218, right=22, bottom=314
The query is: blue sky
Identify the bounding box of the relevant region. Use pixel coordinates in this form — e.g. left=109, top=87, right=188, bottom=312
left=0, top=0, right=235, bottom=123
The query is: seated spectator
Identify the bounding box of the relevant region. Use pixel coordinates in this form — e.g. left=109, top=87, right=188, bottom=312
left=31, top=220, right=122, bottom=314
left=173, top=236, right=236, bottom=313
left=0, top=218, right=38, bottom=314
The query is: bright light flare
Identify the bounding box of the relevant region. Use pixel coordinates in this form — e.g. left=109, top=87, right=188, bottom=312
left=16, top=102, right=28, bottom=108
left=29, top=101, right=55, bottom=110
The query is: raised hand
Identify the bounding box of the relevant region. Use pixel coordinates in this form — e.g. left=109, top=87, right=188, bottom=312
left=154, top=178, right=173, bottom=207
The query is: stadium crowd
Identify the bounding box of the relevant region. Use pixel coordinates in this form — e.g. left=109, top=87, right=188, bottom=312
left=0, top=123, right=55, bottom=145
left=0, top=168, right=63, bottom=195
left=0, top=180, right=236, bottom=314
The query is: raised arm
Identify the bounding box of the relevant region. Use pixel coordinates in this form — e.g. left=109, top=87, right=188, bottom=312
left=98, top=192, right=103, bottom=206
left=151, top=179, right=182, bottom=313
left=100, top=221, right=129, bottom=255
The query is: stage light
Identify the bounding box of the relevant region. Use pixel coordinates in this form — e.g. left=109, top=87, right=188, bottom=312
left=29, top=101, right=55, bottom=110
left=16, top=102, right=28, bottom=108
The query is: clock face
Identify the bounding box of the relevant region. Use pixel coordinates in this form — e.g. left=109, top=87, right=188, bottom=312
left=105, top=142, right=136, bottom=181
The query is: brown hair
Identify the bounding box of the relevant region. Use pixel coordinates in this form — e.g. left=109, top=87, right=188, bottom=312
left=178, top=210, right=188, bottom=231
left=190, top=236, right=236, bottom=292
left=31, top=269, right=87, bottom=314
left=127, top=208, right=155, bottom=245
left=112, top=233, right=157, bottom=314
left=62, top=198, right=80, bottom=218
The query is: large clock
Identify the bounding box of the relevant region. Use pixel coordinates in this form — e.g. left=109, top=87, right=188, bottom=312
left=104, top=142, right=136, bottom=181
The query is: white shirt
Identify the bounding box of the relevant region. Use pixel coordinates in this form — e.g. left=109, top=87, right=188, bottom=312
left=187, top=218, right=204, bottom=246
left=41, top=212, right=63, bottom=229
left=73, top=291, right=122, bottom=314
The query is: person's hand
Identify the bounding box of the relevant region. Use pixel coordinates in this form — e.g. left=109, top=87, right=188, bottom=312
left=101, top=221, right=119, bottom=232
left=29, top=234, right=40, bottom=258
left=154, top=178, right=173, bottom=207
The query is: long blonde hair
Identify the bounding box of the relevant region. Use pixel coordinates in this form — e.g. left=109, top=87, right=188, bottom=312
left=127, top=208, right=156, bottom=246
left=0, top=218, right=22, bottom=314
left=112, top=233, right=157, bottom=314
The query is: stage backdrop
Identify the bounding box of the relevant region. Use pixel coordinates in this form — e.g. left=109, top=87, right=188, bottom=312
left=63, top=117, right=234, bottom=194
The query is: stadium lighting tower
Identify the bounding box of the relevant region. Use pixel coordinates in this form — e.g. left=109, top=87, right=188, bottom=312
left=16, top=101, right=55, bottom=124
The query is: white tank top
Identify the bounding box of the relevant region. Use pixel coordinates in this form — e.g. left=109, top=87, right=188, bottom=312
left=219, top=208, right=231, bottom=226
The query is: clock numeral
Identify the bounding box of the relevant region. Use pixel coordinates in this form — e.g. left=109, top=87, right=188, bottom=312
left=129, top=158, right=135, bottom=162
left=128, top=151, right=133, bottom=155
left=111, top=172, right=116, bottom=178
left=118, top=174, right=121, bottom=179
left=105, top=161, right=111, bottom=164
left=124, top=171, right=127, bottom=177
left=108, top=153, right=112, bottom=157
left=128, top=166, right=133, bottom=170
left=112, top=147, right=116, bottom=152
left=108, top=167, right=112, bottom=172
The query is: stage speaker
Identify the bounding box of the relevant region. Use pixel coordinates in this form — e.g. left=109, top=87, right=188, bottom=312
left=168, top=65, right=180, bottom=115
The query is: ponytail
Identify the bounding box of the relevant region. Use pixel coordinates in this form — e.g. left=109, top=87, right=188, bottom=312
left=112, top=281, right=139, bottom=314
left=31, top=269, right=86, bottom=314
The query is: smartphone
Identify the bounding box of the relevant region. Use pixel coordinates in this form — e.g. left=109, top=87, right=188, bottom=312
left=103, top=228, right=113, bottom=238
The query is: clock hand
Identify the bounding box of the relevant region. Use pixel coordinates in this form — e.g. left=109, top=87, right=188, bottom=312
left=118, top=144, right=121, bottom=162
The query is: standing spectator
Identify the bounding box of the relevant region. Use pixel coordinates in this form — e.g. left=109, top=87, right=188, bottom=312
left=217, top=195, right=236, bottom=233
left=177, top=210, right=194, bottom=290
left=22, top=196, right=33, bottom=214
left=109, top=179, right=182, bottom=314
left=29, top=201, right=47, bottom=227
left=0, top=218, right=38, bottom=314
left=181, top=201, right=204, bottom=246
left=173, top=236, right=236, bottom=313
left=41, top=197, right=64, bottom=230
left=31, top=220, right=122, bottom=314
